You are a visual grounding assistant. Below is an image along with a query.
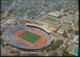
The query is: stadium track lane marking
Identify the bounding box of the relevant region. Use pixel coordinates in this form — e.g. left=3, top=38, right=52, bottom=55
left=14, top=29, right=46, bottom=46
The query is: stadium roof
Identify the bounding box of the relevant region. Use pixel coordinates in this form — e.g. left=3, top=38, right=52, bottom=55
left=26, top=23, right=52, bottom=33
left=48, top=13, right=60, bottom=18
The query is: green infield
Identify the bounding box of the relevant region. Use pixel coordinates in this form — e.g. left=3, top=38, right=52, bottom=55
left=46, top=17, right=56, bottom=22
left=18, top=31, right=41, bottom=43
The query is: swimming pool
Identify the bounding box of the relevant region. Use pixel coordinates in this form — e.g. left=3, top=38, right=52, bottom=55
left=72, top=46, right=78, bottom=55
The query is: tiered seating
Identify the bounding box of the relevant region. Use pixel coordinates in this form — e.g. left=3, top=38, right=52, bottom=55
left=3, top=25, right=54, bottom=49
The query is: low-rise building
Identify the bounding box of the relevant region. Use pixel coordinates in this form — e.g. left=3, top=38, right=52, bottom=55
left=48, top=27, right=56, bottom=31
left=61, top=15, right=76, bottom=26
left=72, top=35, right=79, bottom=44
left=48, top=11, right=62, bottom=18
left=57, top=29, right=64, bottom=34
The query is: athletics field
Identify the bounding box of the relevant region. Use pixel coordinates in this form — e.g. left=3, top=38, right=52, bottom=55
left=46, top=17, right=56, bottom=22
left=18, top=31, right=41, bottom=43
left=14, top=29, right=46, bottom=46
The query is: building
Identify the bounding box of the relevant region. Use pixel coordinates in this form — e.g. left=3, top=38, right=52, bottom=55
left=48, top=27, right=56, bottom=31
left=61, top=15, right=76, bottom=26
left=75, top=11, right=79, bottom=16
left=57, top=29, right=64, bottom=34
left=72, top=35, right=79, bottom=44
left=48, top=11, right=62, bottom=18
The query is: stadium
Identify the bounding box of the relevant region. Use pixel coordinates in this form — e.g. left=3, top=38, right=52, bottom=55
left=3, top=24, right=53, bottom=50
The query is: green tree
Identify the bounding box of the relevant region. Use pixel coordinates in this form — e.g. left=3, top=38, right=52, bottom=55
left=45, top=47, right=50, bottom=52
left=10, top=50, right=20, bottom=54
left=14, top=22, right=18, bottom=25
left=45, top=40, right=63, bottom=52
left=62, top=31, right=68, bottom=38
left=1, top=39, right=5, bottom=48
left=65, top=44, right=68, bottom=50
left=62, top=49, right=72, bottom=56
left=68, top=29, right=73, bottom=33
left=63, top=14, right=67, bottom=16
left=0, top=31, right=2, bottom=35
left=75, top=30, right=79, bottom=35
left=10, top=50, right=16, bottom=53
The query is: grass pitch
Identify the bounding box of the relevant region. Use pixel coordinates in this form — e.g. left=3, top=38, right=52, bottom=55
left=18, top=31, right=41, bottom=43
left=46, top=17, right=56, bottom=22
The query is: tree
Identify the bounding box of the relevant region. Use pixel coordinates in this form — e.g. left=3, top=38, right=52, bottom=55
left=1, top=39, right=5, bottom=48
left=10, top=50, right=20, bottom=54
left=52, top=40, right=63, bottom=50
left=0, top=31, right=2, bottom=35
left=62, top=49, right=72, bottom=56
left=65, top=44, right=68, bottom=50
left=68, top=29, right=73, bottom=33
left=45, top=40, right=63, bottom=52
left=63, top=14, right=67, bottom=16
left=45, top=47, right=50, bottom=52
left=62, top=31, right=68, bottom=38
left=75, top=30, right=79, bottom=35
left=10, top=50, right=16, bottom=53
left=14, top=22, right=18, bottom=25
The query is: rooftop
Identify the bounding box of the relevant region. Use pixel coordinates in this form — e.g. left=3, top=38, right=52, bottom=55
left=62, top=15, right=75, bottom=24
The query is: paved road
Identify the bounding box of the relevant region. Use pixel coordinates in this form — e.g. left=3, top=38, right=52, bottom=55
left=57, top=23, right=77, bottom=56
left=51, top=32, right=65, bottom=40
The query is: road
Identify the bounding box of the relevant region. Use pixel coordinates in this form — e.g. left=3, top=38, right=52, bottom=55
left=51, top=32, right=65, bottom=40
left=57, top=22, right=78, bottom=56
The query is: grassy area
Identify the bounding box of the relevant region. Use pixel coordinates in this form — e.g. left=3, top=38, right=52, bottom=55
left=45, top=40, right=63, bottom=52
left=46, top=17, right=56, bottom=22
left=18, top=31, right=41, bottom=43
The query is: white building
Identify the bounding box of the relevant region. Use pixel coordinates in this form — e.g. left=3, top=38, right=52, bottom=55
left=48, top=11, right=62, bottom=18
left=73, top=35, right=79, bottom=44
left=57, top=29, right=64, bottom=34
left=62, top=15, right=76, bottom=26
